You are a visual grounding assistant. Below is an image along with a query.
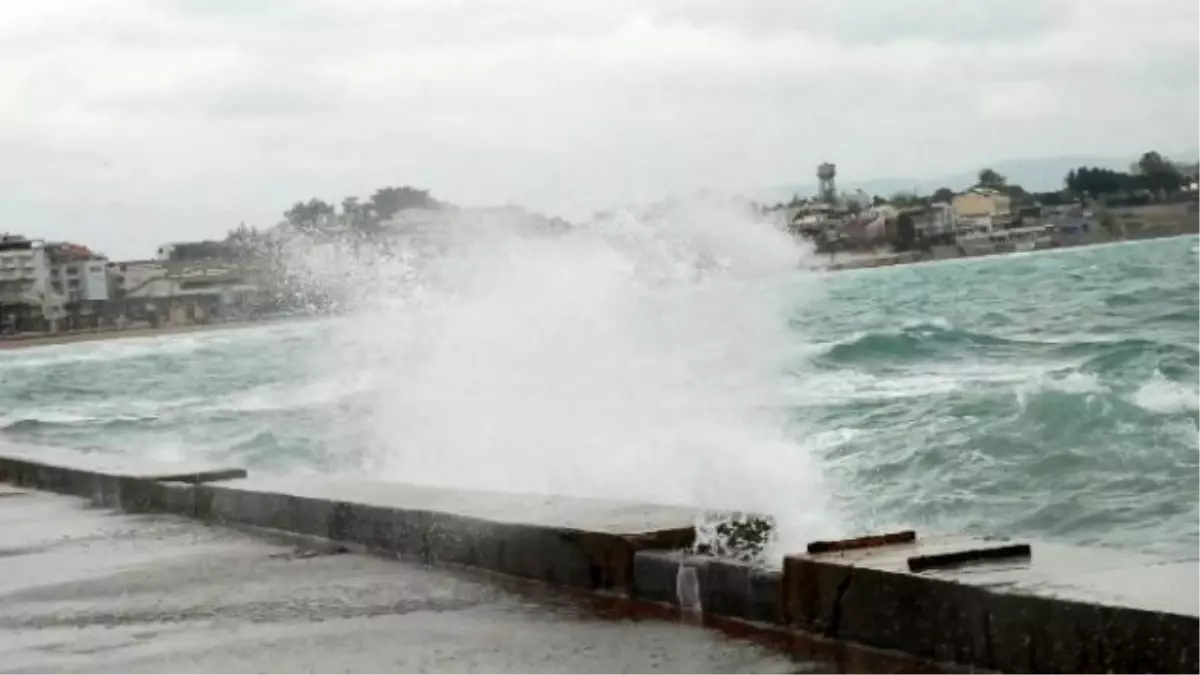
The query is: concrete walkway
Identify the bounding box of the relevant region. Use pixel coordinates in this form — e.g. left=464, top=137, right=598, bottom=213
left=0, top=485, right=866, bottom=674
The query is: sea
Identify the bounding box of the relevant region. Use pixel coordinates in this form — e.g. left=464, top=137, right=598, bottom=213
left=1, top=210, right=1196, bottom=559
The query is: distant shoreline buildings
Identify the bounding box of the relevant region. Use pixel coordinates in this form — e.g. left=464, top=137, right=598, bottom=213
left=776, top=156, right=1199, bottom=268
left=0, top=234, right=273, bottom=336
left=0, top=202, right=570, bottom=337
left=3, top=156, right=1197, bottom=335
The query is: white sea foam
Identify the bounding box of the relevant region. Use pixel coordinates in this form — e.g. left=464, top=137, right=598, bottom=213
left=1132, top=371, right=1199, bottom=414
left=286, top=199, right=837, bottom=548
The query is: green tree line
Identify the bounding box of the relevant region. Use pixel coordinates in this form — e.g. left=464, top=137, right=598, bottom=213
left=1066, top=151, right=1194, bottom=198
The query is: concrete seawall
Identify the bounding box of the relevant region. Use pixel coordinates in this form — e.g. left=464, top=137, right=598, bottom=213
left=1, top=451, right=1195, bottom=673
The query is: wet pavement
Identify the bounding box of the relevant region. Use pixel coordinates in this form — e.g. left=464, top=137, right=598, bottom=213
left=0, top=485, right=844, bottom=674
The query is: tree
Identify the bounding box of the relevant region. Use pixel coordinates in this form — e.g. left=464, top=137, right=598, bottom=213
left=368, top=186, right=440, bottom=222
left=1066, top=166, right=1137, bottom=197
left=283, top=198, right=335, bottom=231
left=1035, top=191, right=1066, bottom=207
left=872, top=195, right=888, bottom=207
left=976, top=168, right=1007, bottom=190
left=889, top=191, right=924, bottom=208
left=223, top=222, right=267, bottom=263
left=1136, top=151, right=1172, bottom=176
left=1134, top=151, right=1183, bottom=194
left=931, top=187, right=956, bottom=203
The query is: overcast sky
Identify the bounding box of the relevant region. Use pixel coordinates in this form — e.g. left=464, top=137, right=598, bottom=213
left=2, top=0, right=1197, bottom=259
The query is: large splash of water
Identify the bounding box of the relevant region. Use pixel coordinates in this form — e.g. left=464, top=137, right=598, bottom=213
left=282, top=199, right=837, bottom=550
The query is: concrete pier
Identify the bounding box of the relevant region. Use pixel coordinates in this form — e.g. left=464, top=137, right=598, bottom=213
left=780, top=534, right=1198, bottom=673
left=1, top=450, right=1196, bottom=673
left=0, top=485, right=815, bottom=673
left=0, top=466, right=955, bottom=667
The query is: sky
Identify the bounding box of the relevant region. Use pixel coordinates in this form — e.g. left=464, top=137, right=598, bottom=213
left=1, top=0, right=1197, bottom=259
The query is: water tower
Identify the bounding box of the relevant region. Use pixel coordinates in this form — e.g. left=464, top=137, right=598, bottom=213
left=817, top=163, right=837, bottom=203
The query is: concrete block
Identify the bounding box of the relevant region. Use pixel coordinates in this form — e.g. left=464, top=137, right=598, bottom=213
left=234, top=489, right=291, bottom=531
left=0, top=451, right=245, bottom=516
left=334, top=503, right=425, bottom=558
left=152, top=481, right=197, bottom=517
left=705, top=558, right=751, bottom=619
left=984, top=591, right=1199, bottom=674
left=383, top=505, right=431, bottom=559
left=156, top=467, right=247, bottom=483
left=425, top=512, right=492, bottom=568
left=784, top=554, right=973, bottom=658
left=551, top=528, right=636, bottom=591
left=807, top=530, right=915, bottom=554
left=784, top=544, right=1200, bottom=674
left=907, top=542, right=1030, bottom=572
left=286, top=494, right=336, bottom=538
left=1149, top=609, right=1200, bottom=674
left=781, top=554, right=847, bottom=633
left=87, top=474, right=123, bottom=509
left=632, top=550, right=686, bottom=605
left=745, top=567, right=782, bottom=626
left=193, top=484, right=216, bottom=520
left=207, top=484, right=243, bottom=524
left=117, top=476, right=156, bottom=513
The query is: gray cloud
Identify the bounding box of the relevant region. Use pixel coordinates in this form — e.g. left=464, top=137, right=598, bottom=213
left=0, top=0, right=1196, bottom=258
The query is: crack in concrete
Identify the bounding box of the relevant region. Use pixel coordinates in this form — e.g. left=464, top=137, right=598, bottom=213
left=825, top=574, right=852, bottom=639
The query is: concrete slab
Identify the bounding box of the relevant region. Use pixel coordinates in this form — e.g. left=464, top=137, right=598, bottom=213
left=213, top=476, right=699, bottom=534
left=781, top=533, right=1199, bottom=673
left=5, top=451, right=1194, bottom=672
left=0, top=489, right=903, bottom=674
left=188, top=477, right=700, bottom=595
left=798, top=533, right=1198, bottom=617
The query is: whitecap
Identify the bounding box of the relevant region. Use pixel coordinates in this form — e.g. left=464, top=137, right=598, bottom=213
left=1132, top=372, right=1199, bottom=414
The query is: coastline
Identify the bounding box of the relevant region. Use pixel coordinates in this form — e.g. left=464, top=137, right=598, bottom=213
left=0, top=314, right=317, bottom=351
left=814, top=230, right=1199, bottom=272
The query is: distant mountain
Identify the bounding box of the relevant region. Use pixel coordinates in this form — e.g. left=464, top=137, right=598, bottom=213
left=749, top=150, right=1200, bottom=205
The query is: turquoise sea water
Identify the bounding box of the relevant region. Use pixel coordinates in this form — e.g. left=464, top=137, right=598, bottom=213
left=1, top=235, right=1196, bottom=557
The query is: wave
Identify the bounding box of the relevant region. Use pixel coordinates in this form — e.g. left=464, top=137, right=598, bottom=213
left=0, top=375, right=367, bottom=439
left=1104, top=281, right=1199, bottom=309
left=1070, top=338, right=1199, bottom=376
left=204, top=377, right=372, bottom=415
left=819, top=319, right=1026, bottom=363
left=1, top=414, right=159, bottom=433
left=1152, top=307, right=1200, bottom=323
left=1132, top=371, right=1200, bottom=414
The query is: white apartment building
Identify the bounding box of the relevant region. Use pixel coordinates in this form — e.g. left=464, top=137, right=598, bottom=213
left=45, top=243, right=109, bottom=304
left=0, top=235, right=48, bottom=306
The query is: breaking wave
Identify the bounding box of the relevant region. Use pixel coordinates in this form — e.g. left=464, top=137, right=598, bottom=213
left=0, top=229, right=1196, bottom=558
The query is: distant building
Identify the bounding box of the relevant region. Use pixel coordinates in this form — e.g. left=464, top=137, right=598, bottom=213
left=110, top=257, right=268, bottom=326
left=109, top=260, right=170, bottom=299
left=912, top=203, right=957, bottom=240
left=950, top=186, right=1008, bottom=220
left=0, top=235, right=51, bottom=332
left=0, top=235, right=47, bottom=305
left=45, top=242, right=108, bottom=305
